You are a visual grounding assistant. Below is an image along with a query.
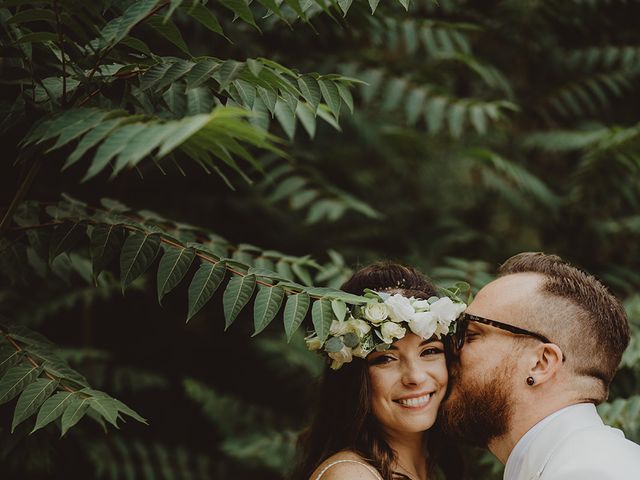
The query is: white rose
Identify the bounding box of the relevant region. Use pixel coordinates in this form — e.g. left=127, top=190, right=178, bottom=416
left=411, top=299, right=431, bottom=310
left=329, top=319, right=348, bottom=336
left=380, top=321, right=407, bottom=343
left=434, top=321, right=450, bottom=338
left=305, top=336, right=322, bottom=351
left=408, top=311, right=438, bottom=340
left=343, top=319, right=371, bottom=338
left=384, top=294, right=415, bottom=323
left=328, top=345, right=353, bottom=370
left=430, top=297, right=466, bottom=325
left=364, top=302, right=389, bottom=324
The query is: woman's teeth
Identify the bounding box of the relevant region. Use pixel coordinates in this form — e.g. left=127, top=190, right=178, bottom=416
left=396, top=393, right=432, bottom=407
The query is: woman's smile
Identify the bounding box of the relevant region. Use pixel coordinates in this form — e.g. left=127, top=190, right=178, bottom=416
left=393, top=391, right=435, bottom=408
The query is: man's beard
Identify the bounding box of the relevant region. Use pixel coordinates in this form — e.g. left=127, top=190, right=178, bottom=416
left=440, top=360, right=514, bottom=447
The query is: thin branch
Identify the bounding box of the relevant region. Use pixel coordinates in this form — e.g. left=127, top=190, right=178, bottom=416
left=2, top=332, right=76, bottom=394
left=71, top=1, right=171, bottom=107
left=10, top=219, right=329, bottom=298
left=0, top=158, right=41, bottom=232
left=54, top=0, right=67, bottom=107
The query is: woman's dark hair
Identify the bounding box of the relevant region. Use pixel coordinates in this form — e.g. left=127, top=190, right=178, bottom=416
left=290, top=262, right=464, bottom=480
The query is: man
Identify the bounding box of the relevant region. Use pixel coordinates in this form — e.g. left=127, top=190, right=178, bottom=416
left=441, top=252, right=640, bottom=479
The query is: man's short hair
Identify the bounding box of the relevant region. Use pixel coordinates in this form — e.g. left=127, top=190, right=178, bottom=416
left=498, top=252, right=629, bottom=401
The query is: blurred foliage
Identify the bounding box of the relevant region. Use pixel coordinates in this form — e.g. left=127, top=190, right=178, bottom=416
left=2, top=0, right=640, bottom=478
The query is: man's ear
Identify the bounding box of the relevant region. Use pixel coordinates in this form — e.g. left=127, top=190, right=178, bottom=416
left=528, top=343, right=564, bottom=385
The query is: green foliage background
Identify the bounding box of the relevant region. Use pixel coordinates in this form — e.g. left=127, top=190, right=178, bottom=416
left=1, top=0, right=640, bottom=478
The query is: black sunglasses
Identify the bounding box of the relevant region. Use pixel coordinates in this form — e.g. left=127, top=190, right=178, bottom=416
left=452, top=312, right=556, bottom=354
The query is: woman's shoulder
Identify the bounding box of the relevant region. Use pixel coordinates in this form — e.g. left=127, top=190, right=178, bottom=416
left=309, top=451, right=381, bottom=480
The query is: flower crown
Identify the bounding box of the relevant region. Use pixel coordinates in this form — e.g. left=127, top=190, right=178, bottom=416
left=306, top=288, right=467, bottom=369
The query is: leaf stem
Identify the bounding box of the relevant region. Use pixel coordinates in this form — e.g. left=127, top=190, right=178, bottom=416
left=0, top=159, right=41, bottom=232
left=2, top=332, right=75, bottom=393
left=71, top=1, right=171, bottom=107
left=53, top=0, right=67, bottom=107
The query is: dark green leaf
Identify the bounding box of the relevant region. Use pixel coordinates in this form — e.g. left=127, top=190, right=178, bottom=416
left=31, top=391, right=76, bottom=433
left=60, top=394, right=91, bottom=436
left=147, top=14, right=190, bottom=55
left=184, top=3, right=226, bottom=38
left=312, top=298, right=333, bottom=343
left=223, top=274, right=256, bottom=329
left=0, top=364, right=41, bottom=406
left=157, top=246, right=195, bottom=303
left=298, top=75, right=322, bottom=112
left=90, top=223, right=125, bottom=280
left=283, top=292, right=310, bottom=342
left=253, top=285, right=285, bottom=335
left=218, top=0, right=260, bottom=31
left=120, top=232, right=161, bottom=292
left=187, top=261, right=226, bottom=321
left=12, top=378, right=58, bottom=432
left=49, top=222, right=85, bottom=262
left=318, top=79, right=341, bottom=118
left=185, top=58, right=220, bottom=90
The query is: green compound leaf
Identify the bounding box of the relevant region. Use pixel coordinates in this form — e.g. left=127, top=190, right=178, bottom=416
left=184, top=2, right=226, bottom=39
left=283, top=292, right=310, bottom=342
left=298, top=75, right=322, bottom=112
left=157, top=246, right=195, bottom=304
left=113, top=398, right=147, bottom=424
left=90, top=223, right=125, bottom=281
left=84, top=390, right=120, bottom=428
left=187, top=261, right=226, bottom=322
left=48, top=222, right=85, bottom=262
left=32, top=391, right=76, bottom=434
left=12, top=378, right=58, bottom=432
left=0, top=345, right=24, bottom=376
left=312, top=298, right=334, bottom=343
left=120, top=232, right=161, bottom=292
left=60, top=395, right=91, bottom=437
left=318, top=79, right=342, bottom=118
left=223, top=274, right=256, bottom=330
left=253, top=285, right=285, bottom=336
left=0, top=364, right=41, bottom=406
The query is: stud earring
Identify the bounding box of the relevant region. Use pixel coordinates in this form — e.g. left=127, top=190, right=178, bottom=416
left=526, top=376, right=535, bottom=386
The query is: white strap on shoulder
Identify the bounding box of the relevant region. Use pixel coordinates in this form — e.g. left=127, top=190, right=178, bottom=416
left=314, top=459, right=382, bottom=480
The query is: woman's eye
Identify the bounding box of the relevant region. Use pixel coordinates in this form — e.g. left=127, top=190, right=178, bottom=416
left=421, top=347, right=443, bottom=356
left=369, top=354, right=395, bottom=365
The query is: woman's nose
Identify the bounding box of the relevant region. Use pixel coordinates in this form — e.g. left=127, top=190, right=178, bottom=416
left=401, top=359, right=428, bottom=386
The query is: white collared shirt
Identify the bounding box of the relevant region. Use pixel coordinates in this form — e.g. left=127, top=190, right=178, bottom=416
left=503, top=404, right=587, bottom=480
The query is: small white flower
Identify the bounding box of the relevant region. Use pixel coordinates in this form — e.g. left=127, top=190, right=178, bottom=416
left=328, top=345, right=353, bottom=370
left=384, top=294, right=415, bottom=323
left=408, top=311, right=438, bottom=340
left=343, top=318, right=372, bottom=338
left=430, top=297, right=466, bottom=324
left=306, top=336, right=322, bottom=351
left=411, top=299, right=431, bottom=310
left=364, top=302, right=389, bottom=324
left=380, top=321, right=406, bottom=343
left=329, top=319, right=348, bottom=336
left=434, top=321, right=450, bottom=338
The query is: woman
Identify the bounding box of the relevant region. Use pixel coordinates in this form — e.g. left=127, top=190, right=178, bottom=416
left=291, top=262, right=466, bottom=480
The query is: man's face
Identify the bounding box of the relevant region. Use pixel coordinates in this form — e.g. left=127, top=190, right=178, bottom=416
left=440, top=275, right=540, bottom=446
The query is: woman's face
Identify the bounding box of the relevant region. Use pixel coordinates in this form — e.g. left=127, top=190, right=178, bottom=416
left=367, top=332, right=448, bottom=436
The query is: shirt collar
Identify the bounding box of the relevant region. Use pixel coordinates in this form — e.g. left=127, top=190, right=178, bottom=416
left=503, top=403, right=599, bottom=480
